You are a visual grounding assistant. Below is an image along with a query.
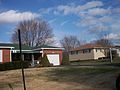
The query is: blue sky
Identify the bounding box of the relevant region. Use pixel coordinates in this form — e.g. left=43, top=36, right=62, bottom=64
left=0, top=0, right=120, bottom=45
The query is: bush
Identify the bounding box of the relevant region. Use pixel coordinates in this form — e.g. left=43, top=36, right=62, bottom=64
left=61, top=52, right=70, bottom=65
left=0, top=61, right=29, bottom=71
left=40, top=54, right=52, bottom=67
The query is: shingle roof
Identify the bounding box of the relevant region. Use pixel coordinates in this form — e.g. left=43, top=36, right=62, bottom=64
left=0, top=43, right=32, bottom=50
left=33, top=45, right=62, bottom=49
left=115, top=46, right=120, bottom=49
left=0, top=43, right=64, bottom=51
left=70, top=44, right=113, bottom=51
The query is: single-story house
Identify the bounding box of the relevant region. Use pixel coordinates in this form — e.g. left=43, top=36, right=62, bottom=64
left=69, top=44, right=119, bottom=61
left=0, top=43, right=64, bottom=66
left=113, top=46, right=120, bottom=57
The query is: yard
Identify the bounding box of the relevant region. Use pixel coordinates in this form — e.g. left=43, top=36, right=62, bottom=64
left=0, top=66, right=120, bottom=90
left=70, top=58, right=120, bottom=66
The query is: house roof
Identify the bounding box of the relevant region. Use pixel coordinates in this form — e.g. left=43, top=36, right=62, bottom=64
left=70, top=44, right=113, bottom=51
left=0, top=43, right=32, bottom=50
left=34, top=45, right=59, bottom=49
left=33, top=45, right=64, bottom=50
left=115, top=46, right=120, bottom=49
left=0, top=43, right=64, bottom=51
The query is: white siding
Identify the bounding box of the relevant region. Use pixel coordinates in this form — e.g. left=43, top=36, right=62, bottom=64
left=0, top=50, right=2, bottom=62
left=69, top=49, right=94, bottom=61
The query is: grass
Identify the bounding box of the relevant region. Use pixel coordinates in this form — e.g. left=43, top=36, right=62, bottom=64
left=49, top=67, right=120, bottom=74
left=0, top=67, right=120, bottom=90
left=70, top=58, right=120, bottom=65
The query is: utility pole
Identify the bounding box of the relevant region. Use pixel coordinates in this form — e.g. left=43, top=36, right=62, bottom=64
left=109, top=48, right=113, bottom=63
left=18, top=29, right=26, bottom=90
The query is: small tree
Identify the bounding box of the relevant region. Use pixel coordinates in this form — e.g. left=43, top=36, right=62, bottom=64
left=61, top=52, right=70, bottom=65
left=40, top=54, right=52, bottom=67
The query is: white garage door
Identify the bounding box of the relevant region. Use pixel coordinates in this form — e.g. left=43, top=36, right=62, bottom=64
left=0, top=50, right=2, bottom=62
left=47, top=54, right=60, bottom=66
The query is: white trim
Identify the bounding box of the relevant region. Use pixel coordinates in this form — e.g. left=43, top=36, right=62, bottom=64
left=40, top=51, right=43, bottom=53
left=10, top=50, right=12, bottom=62
left=11, top=50, right=32, bottom=51
left=41, top=48, right=64, bottom=50
left=0, top=50, right=2, bottom=62
left=0, top=46, right=14, bottom=49
left=11, top=50, right=33, bottom=53
left=34, top=48, right=64, bottom=50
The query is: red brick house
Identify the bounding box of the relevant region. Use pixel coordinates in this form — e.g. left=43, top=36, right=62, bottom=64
left=0, top=46, right=14, bottom=63
left=0, top=43, right=64, bottom=66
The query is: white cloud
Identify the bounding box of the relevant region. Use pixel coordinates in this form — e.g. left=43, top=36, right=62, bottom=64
left=57, top=5, right=73, bottom=15
left=82, top=1, right=103, bottom=9
left=87, top=8, right=110, bottom=16
left=80, top=16, right=99, bottom=26
left=79, top=15, right=113, bottom=27
left=99, top=16, right=112, bottom=23
left=39, top=7, right=53, bottom=14
left=38, top=1, right=120, bottom=44
left=0, top=10, right=39, bottom=23
left=39, top=1, right=103, bottom=16
left=56, top=1, right=103, bottom=15
left=76, top=1, right=103, bottom=12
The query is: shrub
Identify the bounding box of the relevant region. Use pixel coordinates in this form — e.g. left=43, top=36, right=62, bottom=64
left=61, top=52, right=70, bottom=65
left=0, top=61, right=29, bottom=71
left=40, top=54, right=52, bottom=67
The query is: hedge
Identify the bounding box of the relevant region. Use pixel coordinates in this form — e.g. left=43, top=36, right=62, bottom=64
left=0, top=61, right=29, bottom=71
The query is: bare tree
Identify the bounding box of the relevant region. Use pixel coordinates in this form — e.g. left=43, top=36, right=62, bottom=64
left=60, top=35, right=81, bottom=52
left=12, top=19, right=54, bottom=47
left=91, top=34, right=112, bottom=46
left=94, top=38, right=112, bottom=46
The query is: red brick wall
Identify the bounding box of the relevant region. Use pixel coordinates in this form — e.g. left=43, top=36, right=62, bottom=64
left=2, top=49, right=11, bottom=63
left=43, top=49, right=63, bottom=64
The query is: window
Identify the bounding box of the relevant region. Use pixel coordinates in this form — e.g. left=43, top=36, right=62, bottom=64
left=96, top=48, right=101, bottom=52
left=83, top=49, right=91, bottom=53
left=76, top=51, right=78, bottom=54
left=78, top=50, right=82, bottom=54
left=70, top=51, right=75, bottom=55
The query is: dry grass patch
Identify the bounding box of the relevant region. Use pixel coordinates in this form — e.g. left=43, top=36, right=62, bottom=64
left=0, top=67, right=120, bottom=90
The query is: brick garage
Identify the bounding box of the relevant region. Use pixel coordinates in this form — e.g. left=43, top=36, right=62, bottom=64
left=42, top=49, right=63, bottom=65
